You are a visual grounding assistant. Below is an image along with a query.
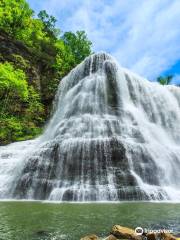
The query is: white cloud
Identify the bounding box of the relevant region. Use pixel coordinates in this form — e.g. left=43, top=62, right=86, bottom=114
left=29, top=0, right=180, bottom=80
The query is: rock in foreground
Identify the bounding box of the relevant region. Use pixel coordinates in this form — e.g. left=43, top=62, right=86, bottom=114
left=81, top=225, right=179, bottom=240
left=111, top=225, right=140, bottom=239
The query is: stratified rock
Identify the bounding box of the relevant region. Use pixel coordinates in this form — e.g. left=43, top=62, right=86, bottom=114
left=80, top=234, right=99, bottom=240
left=111, top=225, right=140, bottom=239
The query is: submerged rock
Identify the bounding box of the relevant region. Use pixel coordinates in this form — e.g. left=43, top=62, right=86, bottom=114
left=34, top=230, right=49, bottom=237
left=104, top=235, right=118, bottom=240
left=80, top=234, right=99, bottom=240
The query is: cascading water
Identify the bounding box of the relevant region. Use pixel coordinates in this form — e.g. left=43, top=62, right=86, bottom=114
left=0, top=52, right=180, bottom=201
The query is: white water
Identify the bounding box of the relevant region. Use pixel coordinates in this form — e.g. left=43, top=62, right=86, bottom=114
left=0, top=139, right=39, bottom=197
left=0, top=52, right=180, bottom=201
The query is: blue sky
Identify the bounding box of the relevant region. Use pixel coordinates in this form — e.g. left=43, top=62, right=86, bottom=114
left=27, top=0, right=180, bottom=84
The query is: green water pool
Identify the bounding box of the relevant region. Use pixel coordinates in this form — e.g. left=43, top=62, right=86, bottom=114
left=0, top=201, right=179, bottom=240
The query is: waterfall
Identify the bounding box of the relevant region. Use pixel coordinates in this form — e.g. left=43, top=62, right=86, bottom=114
left=0, top=52, right=180, bottom=201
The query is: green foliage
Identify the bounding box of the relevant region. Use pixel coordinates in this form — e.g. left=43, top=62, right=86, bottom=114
left=0, top=62, right=44, bottom=144
left=0, top=0, right=92, bottom=144
left=11, top=54, right=30, bottom=70
left=53, top=31, right=92, bottom=79
left=38, top=10, right=60, bottom=39
left=62, top=31, right=92, bottom=64
left=17, top=18, right=46, bottom=49
left=0, top=0, right=92, bottom=70
left=25, top=86, right=45, bottom=124
left=0, top=0, right=48, bottom=50
left=0, top=0, right=33, bottom=36
left=157, top=75, right=173, bottom=85
left=0, top=116, right=25, bottom=143
left=0, top=62, right=28, bottom=102
left=0, top=115, right=42, bottom=144
left=53, top=40, right=76, bottom=76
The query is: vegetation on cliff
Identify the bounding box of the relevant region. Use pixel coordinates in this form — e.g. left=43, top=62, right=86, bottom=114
left=0, top=0, right=92, bottom=144
left=157, top=75, right=173, bottom=85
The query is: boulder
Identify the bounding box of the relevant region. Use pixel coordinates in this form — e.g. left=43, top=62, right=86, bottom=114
left=158, top=233, right=177, bottom=240
left=80, top=226, right=179, bottom=240
left=146, top=233, right=156, bottom=240
left=146, top=232, right=177, bottom=240
left=111, top=225, right=140, bottom=239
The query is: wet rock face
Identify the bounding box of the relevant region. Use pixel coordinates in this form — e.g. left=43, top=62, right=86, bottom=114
left=104, top=61, right=119, bottom=111
left=12, top=53, right=180, bottom=201
left=13, top=133, right=162, bottom=200
left=14, top=138, right=139, bottom=200
left=14, top=143, right=60, bottom=199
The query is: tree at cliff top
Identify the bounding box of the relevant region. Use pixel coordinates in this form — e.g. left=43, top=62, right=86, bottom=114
left=157, top=75, right=173, bottom=85
left=0, top=0, right=92, bottom=144
left=62, top=31, right=92, bottom=64
left=0, top=0, right=33, bottom=36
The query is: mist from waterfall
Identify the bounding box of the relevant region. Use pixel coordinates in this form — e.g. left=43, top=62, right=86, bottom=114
left=0, top=52, right=180, bottom=201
